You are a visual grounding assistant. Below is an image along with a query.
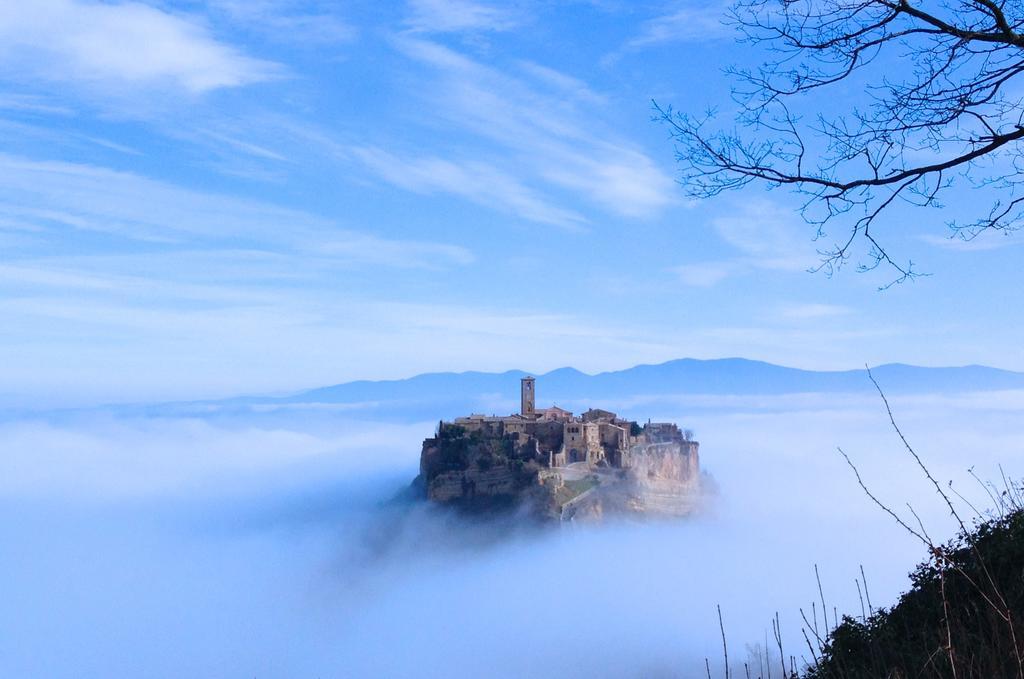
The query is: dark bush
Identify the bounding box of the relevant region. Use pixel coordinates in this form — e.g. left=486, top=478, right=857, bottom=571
left=805, top=507, right=1024, bottom=679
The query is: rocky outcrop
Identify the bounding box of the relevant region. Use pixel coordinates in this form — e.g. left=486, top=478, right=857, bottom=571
left=414, top=417, right=705, bottom=523
left=624, top=441, right=701, bottom=516
left=416, top=425, right=545, bottom=512
left=630, top=441, right=700, bottom=484
left=426, top=467, right=523, bottom=502
left=618, top=440, right=700, bottom=516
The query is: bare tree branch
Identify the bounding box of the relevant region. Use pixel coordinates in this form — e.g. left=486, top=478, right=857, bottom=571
left=658, top=0, right=1024, bottom=284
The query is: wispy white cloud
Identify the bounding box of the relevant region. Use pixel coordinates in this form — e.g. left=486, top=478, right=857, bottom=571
left=80, top=136, right=144, bottom=156
left=601, top=2, right=732, bottom=65
left=515, top=61, right=607, bottom=105
left=0, top=93, right=74, bottom=115
left=405, top=0, right=520, bottom=33
left=674, top=200, right=816, bottom=287
left=207, top=0, right=357, bottom=46
left=626, top=3, right=731, bottom=48
left=0, top=153, right=317, bottom=243
left=318, top=235, right=476, bottom=268
left=0, top=0, right=280, bottom=93
left=0, top=153, right=474, bottom=269
left=391, top=37, right=676, bottom=221
left=710, top=201, right=811, bottom=269
left=353, top=146, right=586, bottom=229
left=672, top=261, right=736, bottom=287
left=192, top=128, right=291, bottom=162
left=540, top=149, right=674, bottom=218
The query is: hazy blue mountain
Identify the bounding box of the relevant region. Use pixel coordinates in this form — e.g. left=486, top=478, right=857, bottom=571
left=30, top=358, right=1021, bottom=424
left=279, top=358, right=1024, bottom=401
left=190, top=358, right=1024, bottom=422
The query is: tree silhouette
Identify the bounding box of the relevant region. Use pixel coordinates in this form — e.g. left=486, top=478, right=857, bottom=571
left=658, top=0, right=1024, bottom=284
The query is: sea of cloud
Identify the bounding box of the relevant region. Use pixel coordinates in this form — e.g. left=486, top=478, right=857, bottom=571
left=1, top=388, right=1022, bottom=678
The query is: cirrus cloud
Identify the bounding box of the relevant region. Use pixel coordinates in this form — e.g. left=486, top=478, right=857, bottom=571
left=405, top=0, right=521, bottom=33
left=0, top=0, right=280, bottom=94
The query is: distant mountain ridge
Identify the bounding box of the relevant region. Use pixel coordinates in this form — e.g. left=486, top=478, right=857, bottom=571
left=56, top=358, right=1022, bottom=423
left=279, top=358, right=1024, bottom=404
left=178, top=358, right=1022, bottom=422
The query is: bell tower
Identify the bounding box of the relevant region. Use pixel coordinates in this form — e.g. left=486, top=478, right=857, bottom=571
left=520, top=376, right=536, bottom=418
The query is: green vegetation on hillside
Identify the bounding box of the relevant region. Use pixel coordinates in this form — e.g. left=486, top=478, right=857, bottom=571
left=729, top=456, right=1024, bottom=679
left=804, top=496, right=1024, bottom=679
left=421, top=425, right=541, bottom=487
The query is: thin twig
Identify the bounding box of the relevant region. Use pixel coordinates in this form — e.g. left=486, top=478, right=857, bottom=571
left=837, top=446, right=929, bottom=545
left=860, top=565, right=874, bottom=616
left=719, top=604, right=731, bottom=679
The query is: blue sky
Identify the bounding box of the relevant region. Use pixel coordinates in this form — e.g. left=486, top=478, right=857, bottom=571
left=1, top=0, right=1022, bottom=405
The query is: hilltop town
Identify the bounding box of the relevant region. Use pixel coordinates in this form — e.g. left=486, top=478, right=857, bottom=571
left=414, top=376, right=703, bottom=522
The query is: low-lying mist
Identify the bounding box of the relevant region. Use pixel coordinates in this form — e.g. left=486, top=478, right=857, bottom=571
left=2, top=388, right=1022, bottom=678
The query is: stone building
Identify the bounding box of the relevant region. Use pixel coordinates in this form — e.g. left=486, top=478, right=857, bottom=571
left=420, top=376, right=702, bottom=518
left=448, top=376, right=691, bottom=471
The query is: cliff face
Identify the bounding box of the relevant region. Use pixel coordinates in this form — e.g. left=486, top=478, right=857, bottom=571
left=624, top=441, right=701, bottom=516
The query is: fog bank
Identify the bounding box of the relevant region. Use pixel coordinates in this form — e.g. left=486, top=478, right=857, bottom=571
left=1, top=389, right=1021, bottom=678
